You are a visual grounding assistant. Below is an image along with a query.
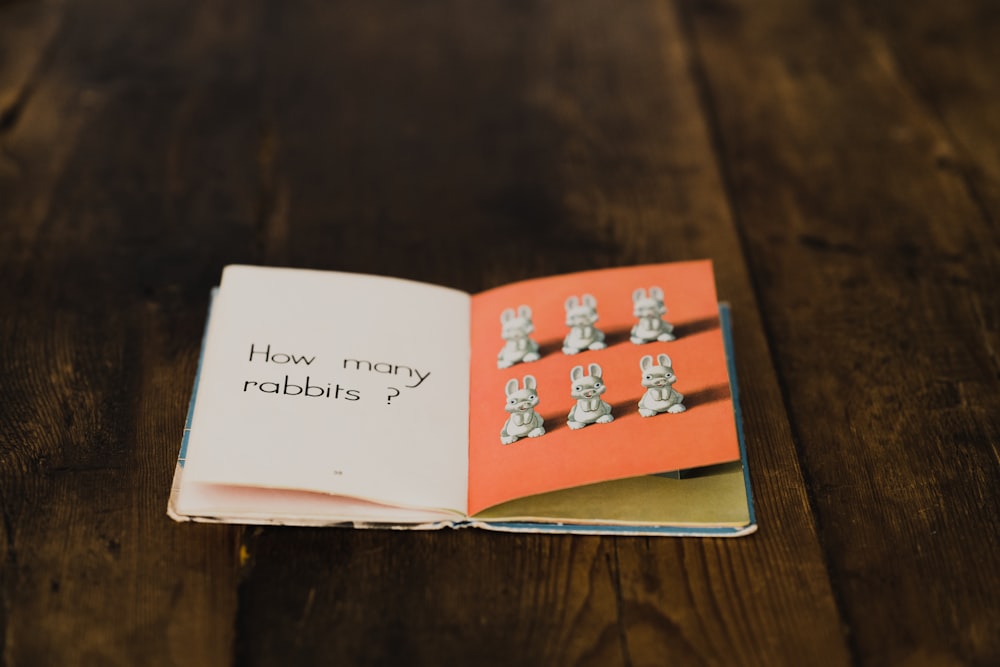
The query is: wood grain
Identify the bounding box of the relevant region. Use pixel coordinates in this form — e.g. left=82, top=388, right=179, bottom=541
left=682, top=0, right=1000, bottom=663
left=0, top=0, right=997, bottom=665
left=1, top=1, right=255, bottom=664
left=227, top=2, right=847, bottom=665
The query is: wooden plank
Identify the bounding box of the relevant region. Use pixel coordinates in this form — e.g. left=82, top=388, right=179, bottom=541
left=858, top=0, right=1000, bottom=374
left=681, top=0, right=1000, bottom=663
left=0, top=1, right=271, bottom=664
left=230, top=2, right=850, bottom=665
left=0, top=0, right=63, bottom=127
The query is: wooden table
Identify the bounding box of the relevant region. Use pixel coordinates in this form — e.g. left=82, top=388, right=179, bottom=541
left=2, top=1, right=997, bottom=665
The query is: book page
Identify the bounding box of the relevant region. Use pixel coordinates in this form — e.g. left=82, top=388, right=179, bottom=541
left=467, top=261, right=741, bottom=515
left=471, top=463, right=751, bottom=528
left=179, top=266, right=471, bottom=516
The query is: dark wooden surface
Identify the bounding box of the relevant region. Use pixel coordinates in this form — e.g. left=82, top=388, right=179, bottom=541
left=1, top=1, right=997, bottom=665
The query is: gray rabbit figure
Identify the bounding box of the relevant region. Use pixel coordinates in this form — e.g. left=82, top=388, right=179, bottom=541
left=566, top=363, right=614, bottom=429
left=500, top=375, right=545, bottom=444
left=637, top=354, right=686, bottom=416
left=630, top=287, right=676, bottom=344
left=562, top=295, right=607, bottom=354
left=497, top=305, right=541, bottom=369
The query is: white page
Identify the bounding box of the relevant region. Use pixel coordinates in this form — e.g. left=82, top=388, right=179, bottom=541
left=179, top=266, right=471, bottom=514
left=172, top=467, right=461, bottom=525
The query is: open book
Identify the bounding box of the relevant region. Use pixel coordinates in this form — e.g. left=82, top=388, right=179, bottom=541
left=168, top=261, right=756, bottom=536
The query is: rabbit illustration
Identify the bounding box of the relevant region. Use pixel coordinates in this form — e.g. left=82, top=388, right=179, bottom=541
left=497, top=305, right=541, bottom=369
left=562, top=294, right=607, bottom=354
left=637, top=354, right=686, bottom=416
left=630, top=287, right=676, bottom=344
left=567, top=364, right=614, bottom=429
left=500, top=375, right=545, bottom=444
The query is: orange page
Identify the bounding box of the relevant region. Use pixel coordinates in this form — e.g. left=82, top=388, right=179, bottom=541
left=467, top=261, right=740, bottom=515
